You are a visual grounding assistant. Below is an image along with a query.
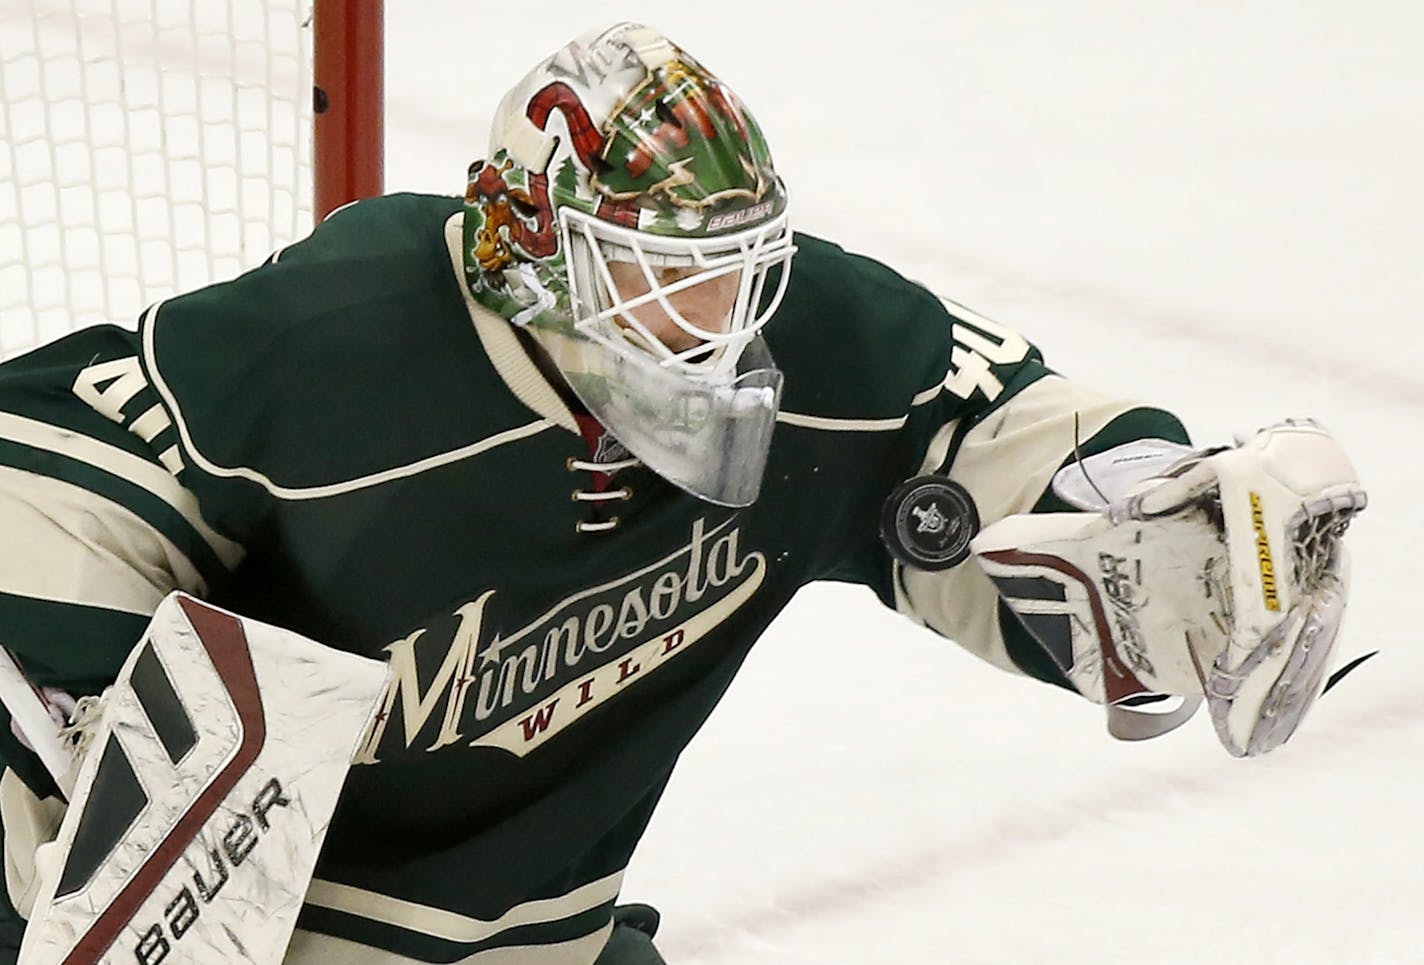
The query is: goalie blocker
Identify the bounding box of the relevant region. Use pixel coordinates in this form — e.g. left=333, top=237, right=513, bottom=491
left=14, top=593, right=389, bottom=965
left=971, top=419, right=1366, bottom=757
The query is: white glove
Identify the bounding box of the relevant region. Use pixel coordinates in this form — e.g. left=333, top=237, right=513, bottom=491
left=971, top=419, right=1366, bottom=757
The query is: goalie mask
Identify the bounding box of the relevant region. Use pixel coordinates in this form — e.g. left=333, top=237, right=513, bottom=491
left=462, top=23, right=795, bottom=506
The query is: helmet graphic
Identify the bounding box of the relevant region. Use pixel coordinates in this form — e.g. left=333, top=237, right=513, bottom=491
left=462, top=23, right=795, bottom=506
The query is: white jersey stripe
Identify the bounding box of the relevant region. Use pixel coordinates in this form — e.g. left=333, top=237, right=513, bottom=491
left=0, top=411, right=241, bottom=569
left=284, top=922, right=612, bottom=964
left=140, top=302, right=557, bottom=501
left=303, top=869, right=624, bottom=946
left=0, top=467, right=205, bottom=613
left=910, top=382, right=944, bottom=407
left=775, top=410, right=907, bottom=432
left=775, top=379, right=945, bottom=433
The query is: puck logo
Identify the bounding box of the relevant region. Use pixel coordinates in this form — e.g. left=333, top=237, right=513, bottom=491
left=880, top=476, right=980, bottom=570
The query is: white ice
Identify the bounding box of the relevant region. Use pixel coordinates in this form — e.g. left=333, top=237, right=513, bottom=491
left=383, top=5, right=1420, bottom=963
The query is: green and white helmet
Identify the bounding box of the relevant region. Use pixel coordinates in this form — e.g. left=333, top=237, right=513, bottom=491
left=462, top=23, right=795, bottom=506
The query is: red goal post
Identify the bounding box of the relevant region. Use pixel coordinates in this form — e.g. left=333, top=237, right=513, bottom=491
left=0, top=1, right=384, bottom=359
left=314, top=0, right=383, bottom=223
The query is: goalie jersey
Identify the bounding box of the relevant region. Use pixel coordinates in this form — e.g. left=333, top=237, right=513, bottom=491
left=0, top=194, right=1185, bottom=961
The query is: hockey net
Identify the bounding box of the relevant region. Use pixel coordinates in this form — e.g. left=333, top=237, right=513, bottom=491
left=0, top=1, right=381, bottom=360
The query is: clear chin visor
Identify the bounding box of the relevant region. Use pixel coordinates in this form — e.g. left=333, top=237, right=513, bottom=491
left=554, top=207, right=794, bottom=506
left=563, top=336, right=783, bottom=507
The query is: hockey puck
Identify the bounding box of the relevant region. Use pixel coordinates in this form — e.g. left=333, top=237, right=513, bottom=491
left=880, top=476, right=980, bottom=571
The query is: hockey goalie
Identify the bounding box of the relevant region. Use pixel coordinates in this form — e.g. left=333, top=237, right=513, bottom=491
left=0, top=20, right=1364, bottom=965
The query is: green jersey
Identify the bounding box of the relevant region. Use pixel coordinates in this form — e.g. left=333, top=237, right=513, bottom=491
left=0, top=194, right=1185, bottom=962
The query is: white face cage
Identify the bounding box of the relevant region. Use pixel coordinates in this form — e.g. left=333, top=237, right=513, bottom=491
left=560, top=206, right=795, bottom=377
left=548, top=205, right=795, bottom=506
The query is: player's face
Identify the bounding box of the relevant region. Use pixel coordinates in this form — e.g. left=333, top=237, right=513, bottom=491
left=605, top=262, right=741, bottom=353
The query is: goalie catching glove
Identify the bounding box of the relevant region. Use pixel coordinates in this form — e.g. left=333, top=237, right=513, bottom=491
left=972, top=419, right=1366, bottom=757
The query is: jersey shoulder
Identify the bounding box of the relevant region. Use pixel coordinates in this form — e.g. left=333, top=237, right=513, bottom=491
left=162, top=192, right=465, bottom=335
left=273, top=192, right=465, bottom=270
left=140, top=193, right=527, bottom=493
left=768, top=233, right=962, bottom=421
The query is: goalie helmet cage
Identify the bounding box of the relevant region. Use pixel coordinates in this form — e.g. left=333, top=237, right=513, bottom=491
left=0, top=0, right=384, bottom=361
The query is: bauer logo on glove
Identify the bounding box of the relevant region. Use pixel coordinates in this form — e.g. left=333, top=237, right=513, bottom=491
left=971, top=419, right=1366, bottom=757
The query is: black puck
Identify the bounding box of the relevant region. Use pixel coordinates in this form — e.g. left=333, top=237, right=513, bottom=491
left=880, top=476, right=980, bottom=571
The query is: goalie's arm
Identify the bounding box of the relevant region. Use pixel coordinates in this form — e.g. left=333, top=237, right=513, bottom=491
left=0, top=472, right=219, bottom=785
left=890, top=372, right=1190, bottom=689
left=885, top=345, right=1366, bottom=757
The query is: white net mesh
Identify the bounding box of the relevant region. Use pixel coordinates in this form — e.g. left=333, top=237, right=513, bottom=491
left=0, top=0, right=314, bottom=359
